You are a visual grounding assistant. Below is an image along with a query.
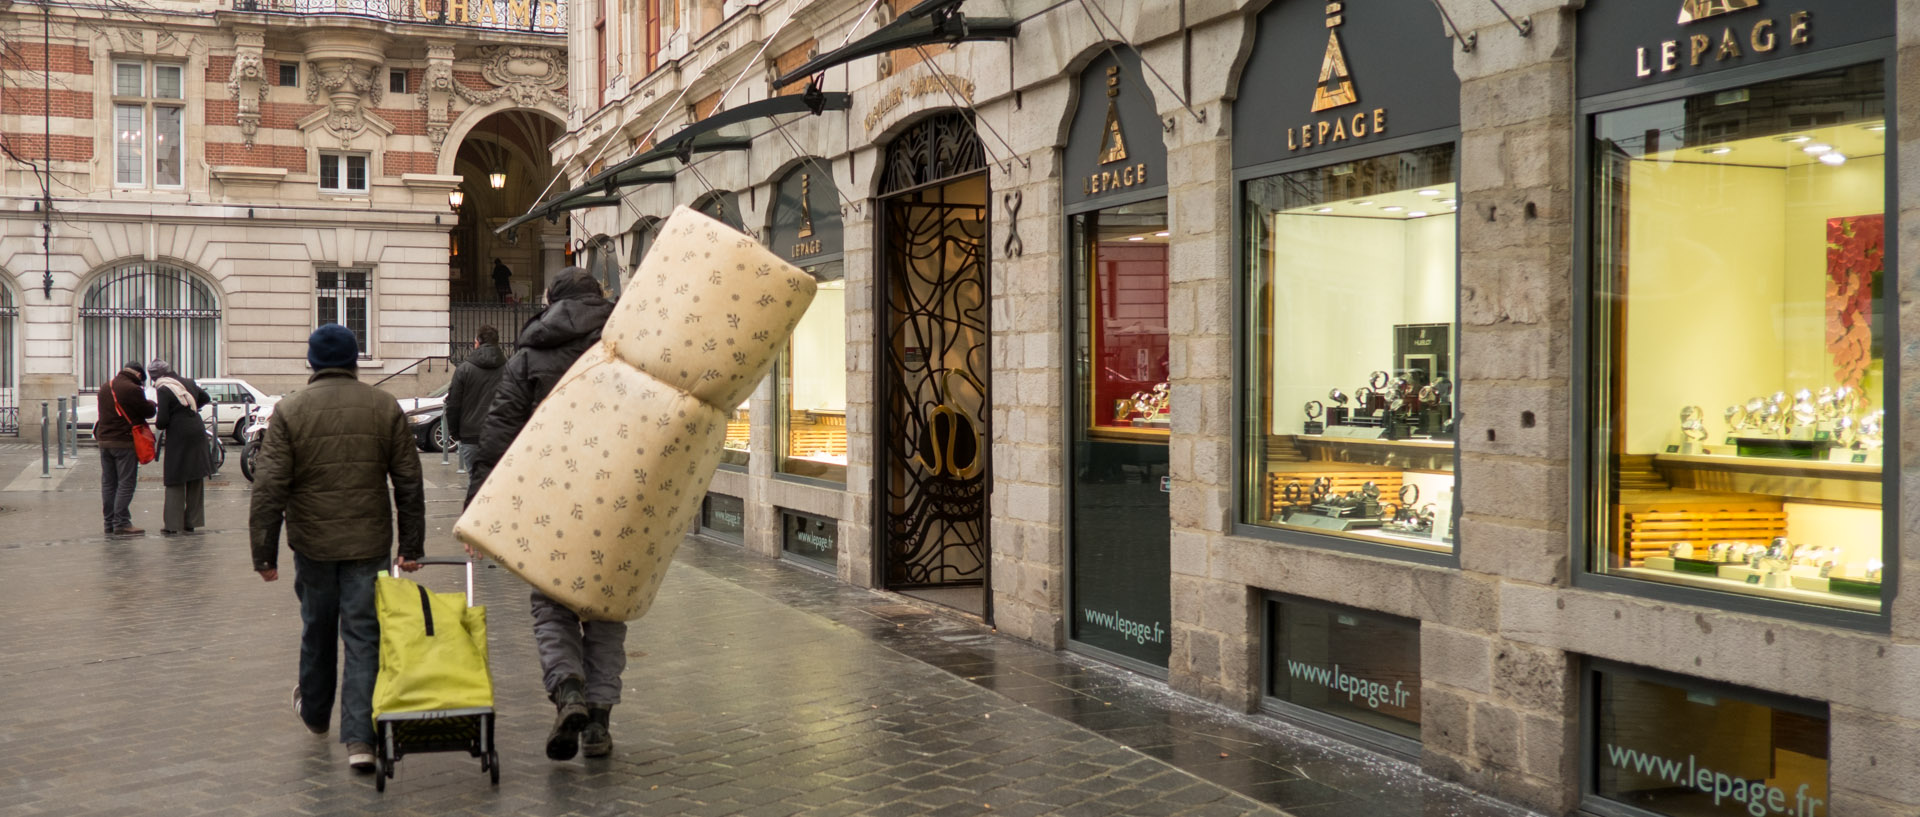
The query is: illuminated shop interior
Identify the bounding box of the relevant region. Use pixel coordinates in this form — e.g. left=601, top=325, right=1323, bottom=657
left=1591, top=64, right=1886, bottom=612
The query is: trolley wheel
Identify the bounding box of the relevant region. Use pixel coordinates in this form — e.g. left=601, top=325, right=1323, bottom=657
left=375, top=758, right=387, bottom=791
left=487, top=750, right=499, bottom=785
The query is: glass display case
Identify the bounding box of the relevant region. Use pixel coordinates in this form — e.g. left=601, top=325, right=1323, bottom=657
left=1242, top=144, right=1460, bottom=553
left=779, top=261, right=846, bottom=482
left=1588, top=64, right=1886, bottom=613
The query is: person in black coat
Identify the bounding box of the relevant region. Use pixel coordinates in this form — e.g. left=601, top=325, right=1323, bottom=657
left=467, top=268, right=627, bottom=762
left=445, top=324, right=507, bottom=497
left=149, top=359, right=212, bottom=535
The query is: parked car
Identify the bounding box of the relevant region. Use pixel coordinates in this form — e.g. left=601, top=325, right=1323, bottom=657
left=396, top=381, right=450, bottom=414
left=408, top=404, right=453, bottom=453
left=75, top=377, right=276, bottom=443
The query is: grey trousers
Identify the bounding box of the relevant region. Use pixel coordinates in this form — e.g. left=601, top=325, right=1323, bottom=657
left=99, top=447, right=139, bottom=530
left=163, top=481, right=205, bottom=532
left=529, top=590, right=627, bottom=706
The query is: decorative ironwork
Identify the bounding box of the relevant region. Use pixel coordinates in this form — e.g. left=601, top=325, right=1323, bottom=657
left=879, top=111, right=987, bottom=195
left=0, top=286, right=16, bottom=436
left=1001, top=190, right=1022, bottom=258
left=450, top=299, right=546, bottom=364
left=235, top=0, right=568, bottom=35
left=78, top=264, right=221, bottom=391
left=878, top=114, right=992, bottom=588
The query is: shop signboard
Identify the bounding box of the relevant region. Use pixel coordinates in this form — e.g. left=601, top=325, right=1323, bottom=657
left=702, top=493, right=745, bottom=543
left=1063, top=50, right=1167, bottom=208
left=1578, top=0, right=1892, bottom=99
left=769, top=163, right=844, bottom=266
left=780, top=509, right=839, bottom=569
left=1264, top=596, right=1421, bottom=743
left=1233, top=0, right=1459, bottom=170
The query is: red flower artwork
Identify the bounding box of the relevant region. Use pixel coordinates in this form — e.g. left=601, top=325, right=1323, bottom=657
left=1826, top=215, right=1882, bottom=390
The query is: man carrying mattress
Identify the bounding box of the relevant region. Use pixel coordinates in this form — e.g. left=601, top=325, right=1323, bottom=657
left=469, top=268, right=624, bottom=761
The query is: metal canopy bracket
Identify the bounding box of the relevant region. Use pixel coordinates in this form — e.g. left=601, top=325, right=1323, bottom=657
left=773, top=0, right=1018, bottom=88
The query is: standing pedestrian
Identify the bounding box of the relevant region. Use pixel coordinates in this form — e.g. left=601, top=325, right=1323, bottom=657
left=470, top=269, right=624, bottom=761
left=95, top=360, right=155, bottom=536
left=250, top=324, right=425, bottom=774
left=444, top=324, right=506, bottom=496
left=148, top=359, right=213, bottom=535
left=492, top=258, right=514, bottom=303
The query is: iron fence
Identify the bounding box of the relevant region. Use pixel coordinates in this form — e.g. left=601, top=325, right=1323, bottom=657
left=234, top=0, right=568, bottom=35
left=449, top=300, right=546, bottom=365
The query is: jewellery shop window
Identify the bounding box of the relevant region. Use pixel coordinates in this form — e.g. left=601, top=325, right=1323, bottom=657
left=1242, top=144, right=1459, bottom=552
left=1589, top=64, right=1888, bottom=614
left=1077, top=199, right=1171, bottom=438
left=778, top=260, right=847, bottom=482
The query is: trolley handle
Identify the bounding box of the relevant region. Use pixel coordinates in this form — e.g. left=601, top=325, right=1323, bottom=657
left=392, top=556, right=477, bottom=608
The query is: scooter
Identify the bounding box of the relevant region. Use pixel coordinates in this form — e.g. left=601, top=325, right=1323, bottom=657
left=239, top=402, right=272, bottom=483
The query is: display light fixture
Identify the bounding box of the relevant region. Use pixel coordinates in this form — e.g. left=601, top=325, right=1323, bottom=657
left=1802, top=143, right=1834, bottom=155
left=1313, top=207, right=1334, bottom=213
left=1154, top=231, right=1170, bottom=237
left=1417, top=189, right=1441, bottom=196
left=1819, top=152, right=1848, bottom=166
left=1776, top=135, right=1813, bottom=143
left=1862, top=123, right=1886, bottom=133
left=1699, top=146, right=1732, bottom=155
left=1381, top=205, right=1404, bottom=212
left=1409, top=211, right=1428, bottom=218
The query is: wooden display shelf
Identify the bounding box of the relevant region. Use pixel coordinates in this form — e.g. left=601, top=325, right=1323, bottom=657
left=1290, top=435, right=1455, bottom=452
left=1612, top=489, right=1782, bottom=568
left=1654, top=452, right=1880, bottom=481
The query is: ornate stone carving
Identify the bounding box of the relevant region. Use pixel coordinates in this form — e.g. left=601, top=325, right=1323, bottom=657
left=305, top=61, right=381, bottom=149
left=420, top=42, right=458, bottom=155
left=228, top=28, right=268, bottom=147
left=453, top=45, right=567, bottom=109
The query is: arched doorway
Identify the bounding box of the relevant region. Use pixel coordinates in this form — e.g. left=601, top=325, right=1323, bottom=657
left=77, top=262, right=220, bottom=390
left=875, top=110, right=992, bottom=618
left=448, top=109, right=563, bottom=360
left=0, top=280, right=17, bottom=435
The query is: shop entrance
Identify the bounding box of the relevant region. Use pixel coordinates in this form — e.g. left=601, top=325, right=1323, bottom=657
left=874, top=111, right=992, bottom=618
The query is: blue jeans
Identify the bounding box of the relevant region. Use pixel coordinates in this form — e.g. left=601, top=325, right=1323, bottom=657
left=293, top=552, right=387, bottom=746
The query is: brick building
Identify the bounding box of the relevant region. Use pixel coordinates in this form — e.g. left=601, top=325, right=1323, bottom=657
left=544, top=0, right=1920, bottom=815
left=0, top=0, right=570, bottom=435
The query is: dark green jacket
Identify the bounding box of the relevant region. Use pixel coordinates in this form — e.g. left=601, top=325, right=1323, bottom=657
left=249, top=368, right=425, bottom=570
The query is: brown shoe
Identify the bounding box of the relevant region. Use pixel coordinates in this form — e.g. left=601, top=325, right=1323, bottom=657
left=113, top=526, right=145, bottom=536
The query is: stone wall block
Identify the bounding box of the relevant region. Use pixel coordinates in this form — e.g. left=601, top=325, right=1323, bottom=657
left=1460, top=62, right=1572, bottom=132
left=1412, top=569, right=1498, bottom=626
left=1831, top=705, right=1920, bottom=806
left=1170, top=529, right=1211, bottom=577
left=1423, top=624, right=1494, bottom=695
left=1520, top=712, right=1573, bottom=783
left=1470, top=699, right=1522, bottom=771
left=1457, top=513, right=1567, bottom=587
left=1456, top=380, right=1566, bottom=460
left=1200, top=580, right=1254, bottom=635
left=1461, top=457, right=1567, bottom=526
left=1422, top=683, right=1475, bottom=757
left=1492, top=640, right=1571, bottom=715
left=1460, top=130, right=1509, bottom=195
left=1459, top=324, right=1557, bottom=381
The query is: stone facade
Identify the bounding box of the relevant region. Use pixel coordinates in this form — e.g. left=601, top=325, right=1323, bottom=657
left=0, top=1, right=568, bottom=431
left=560, top=1, right=1920, bottom=815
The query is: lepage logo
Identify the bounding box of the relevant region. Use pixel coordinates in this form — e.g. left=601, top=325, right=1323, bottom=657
left=1679, top=0, right=1760, bottom=25
left=1287, top=1, right=1387, bottom=152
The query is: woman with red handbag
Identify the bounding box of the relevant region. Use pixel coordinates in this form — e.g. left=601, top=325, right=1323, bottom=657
left=96, top=360, right=156, bottom=536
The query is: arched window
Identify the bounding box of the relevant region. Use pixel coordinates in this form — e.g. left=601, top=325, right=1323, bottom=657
left=0, top=281, right=17, bottom=435
left=583, top=234, right=622, bottom=301
left=78, top=262, right=220, bottom=390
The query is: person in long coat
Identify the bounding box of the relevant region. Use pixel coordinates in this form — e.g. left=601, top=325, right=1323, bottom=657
left=150, top=359, right=212, bottom=535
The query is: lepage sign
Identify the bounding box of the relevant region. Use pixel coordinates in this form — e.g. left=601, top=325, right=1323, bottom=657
left=1578, top=0, right=1891, bottom=98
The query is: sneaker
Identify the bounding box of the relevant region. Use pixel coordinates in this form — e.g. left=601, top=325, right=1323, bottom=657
left=580, top=706, right=612, bottom=758
left=294, top=685, right=327, bottom=735
left=545, top=678, right=588, bottom=761
left=346, top=742, right=376, bottom=773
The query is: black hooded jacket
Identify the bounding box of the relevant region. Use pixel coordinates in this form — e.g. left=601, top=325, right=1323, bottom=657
left=470, top=271, right=613, bottom=504
left=444, top=343, right=507, bottom=444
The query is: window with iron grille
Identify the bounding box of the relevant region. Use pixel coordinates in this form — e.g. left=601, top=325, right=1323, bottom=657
left=316, top=268, right=372, bottom=358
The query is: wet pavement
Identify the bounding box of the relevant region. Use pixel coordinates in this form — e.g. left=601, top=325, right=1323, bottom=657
left=0, top=446, right=1540, bottom=817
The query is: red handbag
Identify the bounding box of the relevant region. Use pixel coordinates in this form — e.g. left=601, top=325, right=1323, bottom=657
left=108, top=382, right=157, bottom=465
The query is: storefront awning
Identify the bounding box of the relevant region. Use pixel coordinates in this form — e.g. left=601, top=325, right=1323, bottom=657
left=773, top=0, right=1018, bottom=88
left=500, top=92, right=852, bottom=235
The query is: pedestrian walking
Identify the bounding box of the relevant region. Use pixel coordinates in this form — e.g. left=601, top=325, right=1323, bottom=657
left=148, top=359, right=213, bottom=535
left=470, top=269, right=625, bottom=761
left=492, top=258, right=514, bottom=303
left=95, top=360, right=155, bottom=537
left=250, top=324, right=426, bottom=774
left=444, top=324, right=506, bottom=496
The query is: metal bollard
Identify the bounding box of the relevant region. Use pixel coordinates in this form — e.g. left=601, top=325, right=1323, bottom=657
left=67, top=398, right=79, bottom=458
left=54, top=398, right=66, bottom=468
left=39, top=402, right=50, bottom=478
left=440, top=416, right=450, bottom=466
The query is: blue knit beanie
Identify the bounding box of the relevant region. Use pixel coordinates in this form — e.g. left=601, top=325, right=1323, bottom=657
left=308, top=324, right=359, bottom=370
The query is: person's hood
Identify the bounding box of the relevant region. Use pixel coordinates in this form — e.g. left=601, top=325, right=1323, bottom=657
left=518, top=296, right=614, bottom=350
left=468, top=343, right=508, bottom=370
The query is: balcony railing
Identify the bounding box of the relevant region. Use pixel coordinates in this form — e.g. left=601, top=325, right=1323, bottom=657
left=234, top=0, right=567, bottom=35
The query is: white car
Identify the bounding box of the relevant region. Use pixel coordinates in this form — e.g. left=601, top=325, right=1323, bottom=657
left=76, top=377, right=277, bottom=443
left=395, top=381, right=450, bottom=414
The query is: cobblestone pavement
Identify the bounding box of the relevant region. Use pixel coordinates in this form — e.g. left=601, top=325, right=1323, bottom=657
left=0, top=447, right=1539, bottom=817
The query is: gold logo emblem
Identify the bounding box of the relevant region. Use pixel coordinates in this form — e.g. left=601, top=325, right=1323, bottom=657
left=1098, top=66, right=1128, bottom=164
left=1311, top=1, right=1358, bottom=113
left=1679, top=0, right=1760, bottom=24
left=797, top=173, right=814, bottom=239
